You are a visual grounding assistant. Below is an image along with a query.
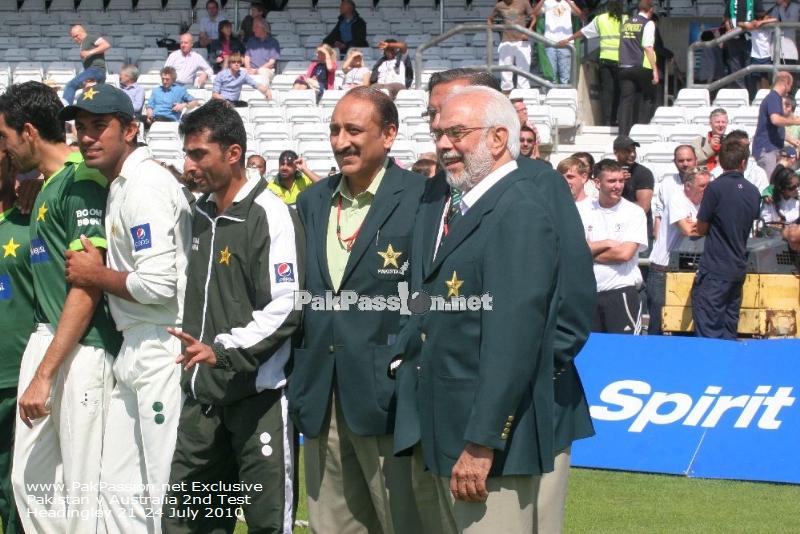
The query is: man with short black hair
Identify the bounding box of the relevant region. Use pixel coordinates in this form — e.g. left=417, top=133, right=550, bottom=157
left=59, top=83, right=192, bottom=534
left=614, top=135, right=654, bottom=243
left=266, top=150, right=319, bottom=207
left=163, top=100, right=303, bottom=533
left=0, top=81, right=120, bottom=534
left=579, top=159, right=647, bottom=334
left=519, top=125, right=536, bottom=158
left=692, top=138, right=761, bottom=339
left=64, top=25, right=111, bottom=105
left=199, top=0, right=228, bottom=48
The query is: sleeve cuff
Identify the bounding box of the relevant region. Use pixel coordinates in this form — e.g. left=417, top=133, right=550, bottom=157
left=212, top=343, right=232, bottom=371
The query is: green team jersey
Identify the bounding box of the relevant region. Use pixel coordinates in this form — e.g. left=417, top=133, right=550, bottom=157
left=0, top=205, right=35, bottom=388
left=29, top=152, right=121, bottom=355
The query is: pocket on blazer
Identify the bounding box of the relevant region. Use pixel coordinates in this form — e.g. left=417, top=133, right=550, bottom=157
left=370, top=235, right=411, bottom=281
left=435, top=375, right=478, bottom=460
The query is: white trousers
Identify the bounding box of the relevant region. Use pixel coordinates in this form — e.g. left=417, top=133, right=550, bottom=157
left=12, top=323, right=114, bottom=534
left=99, top=324, right=183, bottom=534
left=499, top=40, right=532, bottom=91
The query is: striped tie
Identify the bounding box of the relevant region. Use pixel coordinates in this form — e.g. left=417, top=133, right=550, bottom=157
left=447, top=187, right=462, bottom=231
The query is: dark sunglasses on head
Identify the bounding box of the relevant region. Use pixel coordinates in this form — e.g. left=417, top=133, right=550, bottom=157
left=280, top=157, right=296, bottom=165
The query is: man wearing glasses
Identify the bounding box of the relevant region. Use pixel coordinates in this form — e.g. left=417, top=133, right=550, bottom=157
left=519, top=125, right=536, bottom=158
left=265, top=151, right=321, bottom=208
left=211, top=53, right=272, bottom=107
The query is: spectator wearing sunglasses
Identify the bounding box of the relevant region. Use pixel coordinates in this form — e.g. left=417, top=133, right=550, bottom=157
left=266, top=151, right=322, bottom=207
left=212, top=53, right=271, bottom=107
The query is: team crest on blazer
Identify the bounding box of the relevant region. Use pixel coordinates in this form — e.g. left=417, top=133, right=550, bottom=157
left=377, top=244, right=408, bottom=275
left=445, top=271, right=464, bottom=298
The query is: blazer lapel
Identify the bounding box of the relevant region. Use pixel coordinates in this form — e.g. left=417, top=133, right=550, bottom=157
left=313, top=176, right=339, bottom=290
left=339, top=165, right=404, bottom=288
left=421, top=173, right=450, bottom=279
left=427, top=170, right=525, bottom=276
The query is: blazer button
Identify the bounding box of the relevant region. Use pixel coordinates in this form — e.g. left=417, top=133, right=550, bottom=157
left=328, top=346, right=334, bottom=353
left=504, top=422, right=512, bottom=429
left=421, top=333, right=427, bottom=342
left=507, top=415, right=515, bottom=422
left=500, top=434, right=508, bottom=440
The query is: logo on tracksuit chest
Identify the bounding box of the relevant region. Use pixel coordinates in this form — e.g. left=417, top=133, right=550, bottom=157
left=30, top=239, right=51, bottom=264
left=0, top=273, right=12, bottom=300
left=274, top=262, right=295, bottom=283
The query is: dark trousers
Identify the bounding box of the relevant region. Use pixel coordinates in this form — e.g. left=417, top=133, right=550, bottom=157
left=691, top=271, right=744, bottom=340
left=593, top=285, right=643, bottom=334
left=0, top=388, right=22, bottom=534
left=646, top=268, right=667, bottom=336
left=618, top=66, right=657, bottom=137
left=599, top=59, right=620, bottom=126
left=163, top=389, right=293, bottom=534
left=726, top=37, right=751, bottom=90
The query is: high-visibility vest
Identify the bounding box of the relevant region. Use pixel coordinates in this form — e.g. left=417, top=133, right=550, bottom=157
left=619, top=13, right=656, bottom=69
left=595, top=13, right=626, bottom=62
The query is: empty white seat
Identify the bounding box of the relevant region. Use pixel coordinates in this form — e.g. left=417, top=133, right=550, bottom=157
left=527, top=105, right=553, bottom=144
left=4, top=49, right=30, bottom=62
left=640, top=142, right=680, bottom=164
left=389, top=139, right=417, bottom=164
left=281, top=61, right=308, bottom=76
left=146, top=122, right=181, bottom=142
left=279, top=47, right=309, bottom=62
left=319, top=89, right=346, bottom=109
left=687, top=106, right=715, bottom=125
left=629, top=124, right=665, bottom=144
left=713, top=88, right=750, bottom=109
left=650, top=106, right=687, bottom=126
left=34, top=49, right=62, bottom=62
left=148, top=138, right=184, bottom=160
left=674, top=88, right=710, bottom=108
left=729, top=107, right=760, bottom=126
left=509, top=88, right=542, bottom=108
left=292, top=123, right=328, bottom=141
left=297, top=139, right=333, bottom=159
left=282, top=90, right=317, bottom=108
left=137, top=74, right=162, bottom=91
left=286, top=107, right=322, bottom=123
left=545, top=88, right=579, bottom=128
left=394, top=89, right=427, bottom=108
left=14, top=62, right=45, bottom=83
left=250, top=107, right=287, bottom=125
left=665, top=123, right=708, bottom=144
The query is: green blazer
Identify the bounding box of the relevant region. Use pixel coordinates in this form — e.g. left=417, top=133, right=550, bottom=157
left=288, top=160, right=427, bottom=439
left=394, top=161, right=596, bottom=476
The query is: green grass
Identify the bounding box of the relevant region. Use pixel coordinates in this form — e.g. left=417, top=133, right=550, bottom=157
left=230, top=454, right=800, bottom=533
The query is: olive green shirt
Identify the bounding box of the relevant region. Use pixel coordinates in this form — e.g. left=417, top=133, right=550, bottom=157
left=326, top=159, right=388, bottom=292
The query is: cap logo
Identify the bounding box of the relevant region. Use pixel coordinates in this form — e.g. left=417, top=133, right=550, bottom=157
left=82, top=87, right=99, bottom=100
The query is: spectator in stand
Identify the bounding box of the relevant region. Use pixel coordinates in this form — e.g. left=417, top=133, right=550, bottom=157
left=520, top=125, right=537, bottom=158
left=265, top=150, right=321, bottom=208
left=199, top=0, right=227, bottom=48
left=487, top=0, right=535, bottom=91
left=771, top=0, right=800, bottom=85
left=747, top=11, right=779, bottom=101
left=145, top=67, right=199, bottom=126
left=511, top=98, right=541, bottom=158
left=533, top=0, right=582, bottom=85
left=711, top=129, right=770, bottom=194
left=245, top=19, right=280, bottom=85
left=614, top=135, right=655, bottom=247
left=762, top=166, right=800, bottom=225
left=558, top=156, right=591, bottom=209
left=723, top=0, right=766, bottom=90
left=212, top=53, right=272, bottom=107
left=239, top=2, right=267, bottom=43
left=410, top=158, right=437, bottom=177
left=753, top=71, right=800, bottom=178
left=292, top=44, right=337, bottom=102
left=247, top=154, right=267, bottom=179
left=63, top=25, right=111, bottom=104
left=697, top=30, right=724, bottom=87
left=559, top=0, right=625, bottom=126
left=119, top=64, right=144, bottom=115
left=209, top=20, right=246, bottom=74
left=783, top=95, right=800, bottom=149
left=573, top=150, right=599, bottom=199
left=323, top=0, right=369, bottom=56
left=341, top=48, right=370, bottom=89
left=691, top=107, right=728, bottom=170
left=692, top=138, right=761, bottom=339
left=369, top=40, right=412, bottom=99
left=165, top=34, right=214, bottom=88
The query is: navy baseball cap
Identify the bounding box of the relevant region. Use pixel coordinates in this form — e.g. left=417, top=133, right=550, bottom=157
left=58, top=83, right=135, bottom=121
left=782, top=147, right=797, bottom=158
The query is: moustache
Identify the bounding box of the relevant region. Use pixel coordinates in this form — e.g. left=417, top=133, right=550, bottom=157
left=335, top=148, right=359, bottom=158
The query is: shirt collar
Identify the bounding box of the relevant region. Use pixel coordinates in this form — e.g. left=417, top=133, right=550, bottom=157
left=460, top=160, right=517, bottom=215
left=119, top=146, right=154, bottom=183
left=333, top=158, right=389, bottom=201
left=207, top=171, right=261, bottom=209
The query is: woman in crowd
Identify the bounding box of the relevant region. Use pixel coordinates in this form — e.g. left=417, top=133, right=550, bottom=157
left=209, top=20, right=246, bottom=73
left=341, top=48, right=370, bottom=89
left=762, top=166, right=800, bottom=225
left=292, top=44, right=337, bottom=101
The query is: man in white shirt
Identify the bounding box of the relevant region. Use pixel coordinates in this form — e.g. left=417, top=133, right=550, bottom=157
left=579, top=158, right=648, bottom=334
left=198, top=0, right=227, bottom=48
left=534, top=0, right=582, bottom=85
left=647, top=167, right=710, bottom=335
left=652, top=144, right=698, bottom=241
left=557, top=155, right=591, bottom=209
left=164, top=33, right=214, bottom=88
left=710, top=129, right=769, bottom=193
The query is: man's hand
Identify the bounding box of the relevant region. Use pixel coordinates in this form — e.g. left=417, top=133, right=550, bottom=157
left=783, top=224, right=800, bottom=250
left=16, top=178, right=44, bottom=214
left=295, top=157, right=310, bottom=174
left=19, top=374, right=52, bottom=429
left=172, top=102, right=187, bottom=112
left=168, top=328, right=217, bottom=370
left=450, top=442, right=494, bottom=502
left=335, top=40, right=346, bottom=50
left=710, top=134, right=723, bottom=149
left=80, top=50, right=92, bottom=59
left=652, top=71, right=660, bottom=85
left=65, top=235, right=104, bottom=287
left=557, top=39, right=570, bottom=47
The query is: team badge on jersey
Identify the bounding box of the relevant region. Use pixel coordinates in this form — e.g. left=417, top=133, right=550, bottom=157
left=0, top=273, right=12, bottom=300
left=30, top=239, right=51, bottom=264
left=274, top=262, right=295, bottom=283
left=130, top=224, right=152, bottom=251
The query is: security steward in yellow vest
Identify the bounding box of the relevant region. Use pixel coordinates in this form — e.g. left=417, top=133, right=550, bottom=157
left=617, top=0, right=658, bottom=136
left=559, top=0, right=626, bottom=126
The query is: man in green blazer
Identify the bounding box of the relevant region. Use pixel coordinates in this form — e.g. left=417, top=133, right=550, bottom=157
left=289, top=87, right=429, bottom=534
left=393, top=69, right=596, bottom=533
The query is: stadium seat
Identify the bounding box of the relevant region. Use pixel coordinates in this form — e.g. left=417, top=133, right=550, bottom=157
left=545, top=88, right=579, bottom=128
left=137, top=73, right=162, bottom=91
left=640, top=142, right=680, bottom=164
left=250, top=107, right=287, bottom=125
left=527, top=105, right=553, bottom=144
left=292, top=123, right=328, bottom=141
left=0, top=38, right=20, bottom=52
left=46, top=62, right=77, bottom=85
left=389, top=139, right=417, bottom=164
left=20, top=0, right=47, bottom=12
left=665, top=123, right=708, bottom=144
left=752, top=88, right=771, bottom=107
left=650, top=106, right=687, bottom=126
left=306, top=158, right=338, bottom=177
left=281, top=61, right=308, bottom=76
left=729, top=107, right=760, bottom=127
left=629, top=124, right=664, bottom=144
left=34, top=49, right=62, bottom=62
left=271, top=74, right=298, bottom=92
left=146, top=122, right=181, bottom=143
left=687, top=106, right=714, bottom=125
left=282, top=90, right=317, bottom=108
left=297, top=139, right=333, bottom=159
left=674, top=88, right=710, bottom=108
left=3, top=14, right=30, bottom=26
left=286, top=107, right=322, bottom=124
left=713, top=88, right=750, bottom=109
left=509, top=88, right=542, bottom=108
left=394, top=89, right=428, bottom=108
left=319, top=89, right=346, bottom=110
left=149, top=139, right=184, bottom=161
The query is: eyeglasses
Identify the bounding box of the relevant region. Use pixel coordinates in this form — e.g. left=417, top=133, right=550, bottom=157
left=421, top=107, right=438, bottom=121
left=519, top=137, right=535, bottom=144
left=229, top=61, right=241, bottom=65
left=279, top=157, right=296, bottom=165
left=787, top=184, right=799, bottom=191
left=430, top=126, right=493, bottom=143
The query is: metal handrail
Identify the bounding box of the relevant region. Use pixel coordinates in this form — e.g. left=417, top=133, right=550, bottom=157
left=413, top=23, right=578, bottom=91
left=687, top=23, right=800, bottom=91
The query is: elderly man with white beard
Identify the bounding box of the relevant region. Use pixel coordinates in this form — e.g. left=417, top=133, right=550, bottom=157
left=391, top=85, right=569, bottom=533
